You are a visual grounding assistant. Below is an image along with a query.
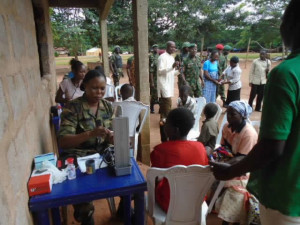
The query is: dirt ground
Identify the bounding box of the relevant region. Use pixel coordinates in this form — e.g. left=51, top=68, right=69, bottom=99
left=56, top=59, right=280, bottom=225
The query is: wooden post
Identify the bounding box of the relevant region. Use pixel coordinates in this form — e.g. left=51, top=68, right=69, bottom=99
left=99, top=18, right=110, bottom=77
left=245, top=37, right=251, bottom=69
left=132, top=0, right=150, bottom=165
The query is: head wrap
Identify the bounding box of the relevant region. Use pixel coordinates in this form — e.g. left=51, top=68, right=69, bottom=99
left=224, top=45, right=232, bottom=51
left=188, top=43, right=196, bottom=48
left=182, top=42, right=190, bottom=49
left=230, top=56, right=239, bottom=63
left=216, top=44, right=224, bottom=50
left=229, top=100, right=252, bottom=119
left=152, top=44, right=158, bottom=48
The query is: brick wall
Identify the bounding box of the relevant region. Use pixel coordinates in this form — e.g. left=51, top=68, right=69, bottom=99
left=0, top=0, right=56, bottom=224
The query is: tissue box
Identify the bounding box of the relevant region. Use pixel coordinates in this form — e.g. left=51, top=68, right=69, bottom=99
left=34, top=153, right=57, bottom=170
left=28, top=171, right=52, bottom=197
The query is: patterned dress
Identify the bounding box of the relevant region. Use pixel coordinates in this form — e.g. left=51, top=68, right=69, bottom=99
left=203, top=60, right=219, bottom=103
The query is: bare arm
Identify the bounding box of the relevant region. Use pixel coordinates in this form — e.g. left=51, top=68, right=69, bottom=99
left=211, top=139, right=286, bottom=180
left=55, top=87, right=70, bottom=104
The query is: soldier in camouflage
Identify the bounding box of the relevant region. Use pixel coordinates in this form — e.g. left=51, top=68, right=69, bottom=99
left=58, top=70, right=113, bottom=225
left=175, top=42, right=190, bottom=90
left=216, top=44, right=227, bottom=105
left=149, top=44, right=159, bottom=113
left=182, top=43, right=204, bottom=97
left=109, top=45, right=123, bottom=86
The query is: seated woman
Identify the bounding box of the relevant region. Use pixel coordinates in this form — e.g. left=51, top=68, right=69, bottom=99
left=215, top=100, right=258, bottom=225
left=58, top=70, right=113, bottom=225
left=150, top=108, right=208, bottom=212
left=55, top=59, right=86, bottom=104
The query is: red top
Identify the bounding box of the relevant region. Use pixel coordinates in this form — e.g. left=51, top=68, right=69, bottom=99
left=150, top=140, right=209, bottom=212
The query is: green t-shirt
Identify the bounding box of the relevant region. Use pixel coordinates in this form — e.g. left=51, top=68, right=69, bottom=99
left=247, top=49, right=300, bottom=216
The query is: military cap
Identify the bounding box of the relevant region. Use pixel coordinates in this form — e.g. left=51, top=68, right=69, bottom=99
left=188, top=43, right=197, bottom=48
left=224, top=45, right=232, bottom=51
left=216, top=44, right=224, bottom=50
left=182, top=42, right=190, bottom=49
left=152, top=44, right=158, bottom=48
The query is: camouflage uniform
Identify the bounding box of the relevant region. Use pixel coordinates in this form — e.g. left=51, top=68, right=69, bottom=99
left=217, top=53, right=227, bottom=101
left=149, top=52, right=159, bottom=106
left=59, top=95, right=113, bottom=157
left=183, top=55, right=203, bottom=97
left=109, top=53, right=123, bottom=86
left=175, top=52, right=189, bottom=89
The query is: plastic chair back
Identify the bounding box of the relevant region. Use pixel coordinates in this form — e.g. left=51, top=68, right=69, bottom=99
left=213, top=103, right=222, bottom=122
left=216, top=113, right=227, bottom=145
left=104, top=84, right=115, bottom=98
left=147, top=165, right=215, bottom=225
left=187, top=97, right=206, bottom=140
left=112, top=101, right=149, bottom=159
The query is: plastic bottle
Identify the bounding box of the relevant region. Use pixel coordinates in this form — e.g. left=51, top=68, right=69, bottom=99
left=66, top=158, right=76, bottom=180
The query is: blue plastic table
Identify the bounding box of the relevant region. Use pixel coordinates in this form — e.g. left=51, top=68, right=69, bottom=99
left=29, top=158, right=147, bottom=225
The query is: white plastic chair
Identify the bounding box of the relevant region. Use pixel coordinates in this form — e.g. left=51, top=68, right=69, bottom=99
left=187, top=97, right=206, bottom=140
left=215, top=113, right=227, bottom=146
left=147, top=165, right=215, bottom=225
left=213, top=103, right=223, bottom=122
left=103, top=83, right=115, bottom=99
left=114, top=84, right=135, bottom=102
left=112, top=101, right=149, bottom=159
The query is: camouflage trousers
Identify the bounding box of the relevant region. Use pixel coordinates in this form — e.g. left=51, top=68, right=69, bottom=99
left=216, top=84, right=226, bottom=101
left=112, top=68, right=123, bottom=86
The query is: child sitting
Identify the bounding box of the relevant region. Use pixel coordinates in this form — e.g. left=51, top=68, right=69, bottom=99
left=120, top=83, right=135, bottom=101
left=177, top=85, right=197, bottom=118
left=197, top=103, right=219, bottom=155
left=151, top=108, right=208, bottom=212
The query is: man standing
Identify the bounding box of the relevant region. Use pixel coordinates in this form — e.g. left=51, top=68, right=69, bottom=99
left=216, top=44, right=227, bottom=106
left=126, top=55, right=135, bottom=88
left=175, top=42, right=190, bottom=89
left=149, top=44, right=159, bottom=113
left=182, top=43, right=204, bottom=97
left=211, top=1, right=300, bottom=224
left=248, top=50, right=271, bottom=111
left=157, top=41, right=179, bottom=142
left=109, top=45, right=123, bottom=86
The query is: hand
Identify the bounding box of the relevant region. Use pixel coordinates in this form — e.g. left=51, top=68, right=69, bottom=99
left=210, top=161, right=234, bottom=180
left=92, top=126, right=111, bottom=137
left=173, top=61, right=179, bottom=68
left=201, top=82, right=205, bottom=88
left=214, top=80, right=220, bottom=85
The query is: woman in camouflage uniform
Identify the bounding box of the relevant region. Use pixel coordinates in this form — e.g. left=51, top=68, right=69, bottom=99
left=58, top=70, right=113, bottom=225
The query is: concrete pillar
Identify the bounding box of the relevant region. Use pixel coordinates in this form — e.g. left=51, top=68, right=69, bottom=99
left=132, top=0, right=150, bottom=165
left=99, top=17, right=110, bottom=77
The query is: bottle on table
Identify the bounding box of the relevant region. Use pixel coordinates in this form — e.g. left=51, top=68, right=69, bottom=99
left=66, top=158, right=76, bottom=180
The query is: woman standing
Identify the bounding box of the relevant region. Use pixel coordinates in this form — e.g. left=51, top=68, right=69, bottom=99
left=221, top=56, right=242, bottom=106
left=55, top=59, right=86, bottom=104
left=203, top=50, right=220, bottom=103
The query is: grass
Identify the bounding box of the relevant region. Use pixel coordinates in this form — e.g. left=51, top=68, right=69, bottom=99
left=55, top=52, right=284, bottom=67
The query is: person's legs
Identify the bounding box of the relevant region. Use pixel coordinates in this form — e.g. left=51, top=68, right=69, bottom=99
left=260, top=204, right=300, bottom=225
left=226, top=88, right=241, bottom=106
left=159, top=97, right=172, bottom=142
left=248, top=84, right=258, bottom=109
left=217, top=84, right=226, bottom=104
left=255, top=84, right=265, bottom=111
left=73, top=202, right=94, bottom=225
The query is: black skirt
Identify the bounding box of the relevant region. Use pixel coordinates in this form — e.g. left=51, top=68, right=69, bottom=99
left=226, top=88, right=241, bottom=105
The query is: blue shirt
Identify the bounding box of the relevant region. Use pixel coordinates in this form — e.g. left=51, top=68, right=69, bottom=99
left=203, top=60, right=218, bottom=73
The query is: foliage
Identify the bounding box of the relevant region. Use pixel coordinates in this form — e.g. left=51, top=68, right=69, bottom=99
left=50, top=0, right=291, bottom=56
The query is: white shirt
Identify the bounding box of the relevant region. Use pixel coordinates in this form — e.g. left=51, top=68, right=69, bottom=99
left=60, top=78, right=84, bottom=100
left=249, top=58, right=271, bottom=85
left=223, top=64, right=242, bottom=91
left=157, top=52, right=178, bottom=98
left=177, top=96, right=197, bottom=118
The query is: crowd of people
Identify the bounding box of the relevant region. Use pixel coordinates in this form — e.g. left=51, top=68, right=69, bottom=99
left=53, top=0, right=299, bottom=224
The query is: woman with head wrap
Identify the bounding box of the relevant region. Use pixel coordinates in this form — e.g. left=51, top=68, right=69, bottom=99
left=215, top=100, right=258, bottom=225
left=221, top=56, right=242, bottom=106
